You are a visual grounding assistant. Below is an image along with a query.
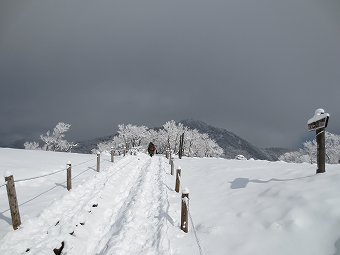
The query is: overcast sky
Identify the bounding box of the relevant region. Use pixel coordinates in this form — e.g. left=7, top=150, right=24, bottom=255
left=1, top=0, right=339, bottom=148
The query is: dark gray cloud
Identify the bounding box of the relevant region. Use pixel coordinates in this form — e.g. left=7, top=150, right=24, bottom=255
left=1, top=0, right=340, bottom=148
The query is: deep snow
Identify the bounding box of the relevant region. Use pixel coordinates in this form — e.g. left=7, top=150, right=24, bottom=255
left=0, top=148, right=340, bottom=254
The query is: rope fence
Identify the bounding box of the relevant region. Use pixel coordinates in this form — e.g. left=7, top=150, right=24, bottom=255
left=171, top=160, right=204, bottom=255
left=14, top=168, right=67, bottom=183
left=1, top=153, right=115, bottom=230
left=189, top=209, right=204, bottom=255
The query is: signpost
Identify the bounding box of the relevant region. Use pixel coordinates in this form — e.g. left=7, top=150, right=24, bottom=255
left=307, top=108, right=330, bottom=173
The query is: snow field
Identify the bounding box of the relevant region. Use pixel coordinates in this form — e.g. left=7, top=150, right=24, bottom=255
left=0, top=154, right=136, bottom=254
left=2, top=148, right=340, bottom=254
left=0, top=148, right=113, bottom=239
left=168, top=158, right=340, bottom=255
left=0, top=152, right=176, bottom=255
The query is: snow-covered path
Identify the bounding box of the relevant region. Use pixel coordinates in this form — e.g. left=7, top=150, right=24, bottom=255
left=95, top=155, right=171, bottom=255
left=0, top=154, right=173, bottom=255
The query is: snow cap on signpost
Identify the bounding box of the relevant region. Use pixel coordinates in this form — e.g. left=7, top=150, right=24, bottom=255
left=3, top=171, right=12, bottom=178
left=307, top=108, right=330, bottom=131
left=183, top=187, right=190, bottom=195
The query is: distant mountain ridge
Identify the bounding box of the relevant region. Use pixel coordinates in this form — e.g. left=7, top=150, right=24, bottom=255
left=2, top=120, right=289, bottom=160
left=73, top=134, right=116, bottom=154
left=179, top=119, right=276, bottom=160
left=74, top=119, right=288, bottom=160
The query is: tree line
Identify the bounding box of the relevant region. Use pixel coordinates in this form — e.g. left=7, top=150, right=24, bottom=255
left=279, top=132, right=340, bottom=164
left=94, top=120, right=223, bottom=158
left=24, top=120, right=224, bottom=158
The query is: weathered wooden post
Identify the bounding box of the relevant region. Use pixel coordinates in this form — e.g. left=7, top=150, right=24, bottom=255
left=316, top=128, right=326, bottom=173
left=181, top=188, right=189, bottom=233
left=307, top=108, right=330, bottom=174
left=179, top=133, right=184, bottom=159
left=4, top=174, right=21, bottom=230
left=170, top=159, right=174, bottom=175
left=111, top=147, right=114, bottom=163
left=97, top=152, right=101, bottom=172
left=67, top=162, right=72, bottom=191
left=175, top=167, right=181, bottom=193
left=166, top=149, right=169, bottom=159
left=123, top=146, right=126, bottom=157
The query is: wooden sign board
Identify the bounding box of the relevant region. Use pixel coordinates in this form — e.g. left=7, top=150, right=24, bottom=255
left=308, top=116, right=329, bottom=131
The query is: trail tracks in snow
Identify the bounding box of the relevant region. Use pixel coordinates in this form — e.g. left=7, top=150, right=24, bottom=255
left=0, top=154, right=173, bottom=255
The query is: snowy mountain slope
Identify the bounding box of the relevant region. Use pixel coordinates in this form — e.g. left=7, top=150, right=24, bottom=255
left=73, top=134, right=116, bottom=154
left=73, top=119, right=286, bottom=160
left=263, top=147, right=293, bottom=160
left=1, top=148, right=340, bottom=254
left=180, top=119, right=275, bottom=160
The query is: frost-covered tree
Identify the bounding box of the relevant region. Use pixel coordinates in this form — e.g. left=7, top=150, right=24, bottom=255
left=24, top=122, right=77, bottom=152
left=117, top=124, right=149, bottom=149
left=302, top=140, right=317, bottom=164
left=324, top=132, right=340, bottom=163
left=183, top=129, right=223, bottom=157
left=163, top=120, right=186, bottom=154
left=24, top=141, right=41, bottom=150
left=279, top=132, right=340, bottom=164
left=95, top=120, right=224, bottom=158
left=202, top=136, right=224, bottom=157
left=279, top=150, right=307, bottom=163
left=92, top=136, right=125, bottom=154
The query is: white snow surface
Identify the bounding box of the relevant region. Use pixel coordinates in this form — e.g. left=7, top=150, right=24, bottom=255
left=1, top=148, right=340, bottom=254
left=307, top=112, right=330, bottom=124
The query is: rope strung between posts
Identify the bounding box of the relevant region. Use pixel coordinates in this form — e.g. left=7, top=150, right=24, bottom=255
left=188, top=208, right=204, bottom=255
left=14, top=168, right=66, bottom=183
left=0, top=162, right=99, bottom=214
left=176, top=165, right=204, bottom=255
left=72, top=158, right=96, bottom=168
left=71, top=164, right=96, bottom=180
left=0, top=157, right=96, bottom=186
left=13, top=157, right=96, bottom=183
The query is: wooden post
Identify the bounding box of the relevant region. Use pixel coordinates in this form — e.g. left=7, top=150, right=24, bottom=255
left=123, top=147, right=126, bottom=157
left=316, top=128, right=326, bottom=173
left=166, top=150, right=169, bottom=159
left=179, top=133, right=184, bottom=159
left=111, top=147, right=114, bottom=163
left=169, top=152, right=172, bottom=164
left=97, top=152, right=100, bottom=172
left=175, top=167, right=181, bottom=193
left=181, top=188, right=189, bottom=233
left=5, top=175, right=21, bottom=230
left=67, top=162, right=72, bottom=191
left=170, top=159, right=174, bottom=175
left=178, top=135, right=182, bottom=159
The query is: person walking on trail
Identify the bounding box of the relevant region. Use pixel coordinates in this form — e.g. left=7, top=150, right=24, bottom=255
left=148, top=142, right=156, bottom=157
